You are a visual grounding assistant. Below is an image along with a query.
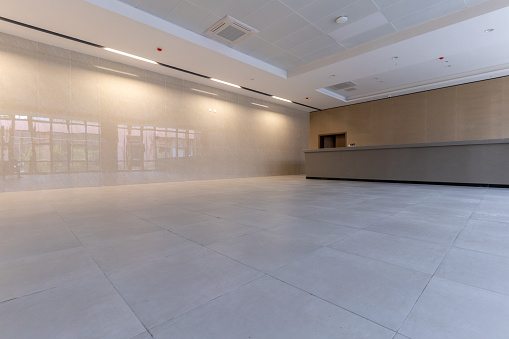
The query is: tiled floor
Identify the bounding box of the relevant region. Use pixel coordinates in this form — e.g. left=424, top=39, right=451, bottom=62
left=1, top=175, right=509, bottom=338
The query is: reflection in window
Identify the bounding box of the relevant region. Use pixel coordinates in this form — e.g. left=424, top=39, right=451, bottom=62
left=0, top=115, right=101, bottom=176
left=1, top=114, right=200, bottom=177
left=117, top=125, right=200, bottom=171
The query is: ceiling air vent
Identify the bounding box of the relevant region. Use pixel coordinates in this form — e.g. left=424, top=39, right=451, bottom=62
left=205, top=15, right=259, bottom=46
left=344, top=87, right=357, bottom=92
left=328, top=81, right=357, bottom=92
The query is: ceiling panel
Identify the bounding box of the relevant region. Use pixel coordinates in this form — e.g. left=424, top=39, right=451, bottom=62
left=165, top=1, right=209, bottom=31
left=186, top=0, right=230, bottom=12
left=267, top=51, right=303, bottom=69
left=288, top=35, right=338, bottom=58
left=313, top=0, right=380, bottom=34
left=372, top=0, right=404, bottom=10
left=391, top=0, right=465, bottom=31
left=242, top=1, right=294, bottom=30
left=381, top=0, right=448, bottom=22
left=279, top=0, right=312, bottom=11
left=340, top=22, right=396, bottom=48
left=273, top=24, right=324, bottom=50
left=301, top=44, right=346, bottom=62
left=297, top=0, right=354, bottom=22
left=233, top=36, right=270, bottom=54
left=257, top=13, right=309, bottom=43
left=210, top=0, right=270, bottom=20
left=119, top=0, right=142, bottom=7
left=195, top=14, right=221, bottom=33
left=279, top=58, right=307, bottom=69
left=250, top=42, right=287, bottom=61
left=465, top=0, right=489, bottom=7
left=130, top=0, right=183, bottom=18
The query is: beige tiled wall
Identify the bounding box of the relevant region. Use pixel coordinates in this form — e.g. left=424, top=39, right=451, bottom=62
left=0, top=32, right=309, bottom=192
left=310, top=76, right=509, bottom=148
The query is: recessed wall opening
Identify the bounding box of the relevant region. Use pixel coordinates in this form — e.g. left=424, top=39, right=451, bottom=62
left=319, top=133, right=346, bottom=148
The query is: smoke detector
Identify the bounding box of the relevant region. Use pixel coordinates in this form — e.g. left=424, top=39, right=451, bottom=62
left=205, top=15, right=259, bottom=46
left=336, top=16, right=348, bottom=24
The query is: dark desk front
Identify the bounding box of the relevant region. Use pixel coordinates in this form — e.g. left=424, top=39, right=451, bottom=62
left=304, top=139, right=509, bottom=186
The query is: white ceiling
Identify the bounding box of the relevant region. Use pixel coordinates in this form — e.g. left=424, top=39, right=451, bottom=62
left=1, top=0, right=509, bottom=111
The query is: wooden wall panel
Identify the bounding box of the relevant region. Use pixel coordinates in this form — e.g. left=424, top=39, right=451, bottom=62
left=425, top=86, right=457, bottom=142
left=310, top=76, right=509, bottom=148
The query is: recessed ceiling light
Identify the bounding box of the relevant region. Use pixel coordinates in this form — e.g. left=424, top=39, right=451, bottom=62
left=335, top=16, right=348, bottom=24
left=104, top=48, right=157, bottom=64
left=210, top=78, right=241, bottom=88
left=484, top=28, right=494, bottom=33
left=442, top=60, right=448, bottom=63
left=392, top=56, right=398, bottom=60
left=95, top=66, right=139, bottom=77
left=252, top=102, right=268, bottom=108
left=272, top=96, right=292, bottom=103
left=191, top=88, right=217, bottom=96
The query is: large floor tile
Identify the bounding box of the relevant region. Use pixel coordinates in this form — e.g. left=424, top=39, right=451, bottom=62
left=400, top=277, right=509, bottom=339
left=0, top=210, right=61, bottom=226
left=124, top=203, right=183, bottom=219
left=220, top=210, right=303, bottom=229
left=130, top=332, right=153, bottom=339
left=0, top=276, right=145, bottom=339
left=454, top=219, right=509, bottom=257
left=401, top=203, right=474, bottom=220
left=366, top=211, right=466, bottom=245
left=207, top=230, right=321, bottom=272
left=145, top=210, right=220, bottom=229
left=55, top=206, right=127, bottom=226
left=168, top=218, right=260, bottom=246
left=0, top=219, right=81, bottom=262
left=347, top=197, right=415, bottom=214
left=273, top=247, right=431, bottom=330
left=471, top=206, right=509, bottom=223
left=151, top=276, right=394, bottom=339
left=270, top=218, right=358, bottom=246
left=330, top=230, right=448, bottom=274
left=306, top=209, right=393, bottom=229
left=108, top=247, right=262, bottom=329
left=87, top=230, right=202, bottom=274
left=0, top=247, right=102, bottom=302
left=70, top=216, right=163, bottom=247
left=436, top=247, right=509, bottom=295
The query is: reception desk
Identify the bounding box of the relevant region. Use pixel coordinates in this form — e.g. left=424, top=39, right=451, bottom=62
left=304, top=139, right=509, bottom=186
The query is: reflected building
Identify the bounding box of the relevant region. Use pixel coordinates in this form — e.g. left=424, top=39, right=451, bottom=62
left=0, top=114, right=200, bottom=178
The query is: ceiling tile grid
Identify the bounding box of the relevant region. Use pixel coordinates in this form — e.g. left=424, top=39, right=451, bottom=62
left=119, top=0, right=493, bottom=71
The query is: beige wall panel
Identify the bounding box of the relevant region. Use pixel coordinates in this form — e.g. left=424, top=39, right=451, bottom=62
left=37, top=52, right=71, bottom=116
left=0, top=47, right=38, bottom=113
left=455, top=80, right=494, bottom=140
left=369, top=99, right=395, bottom=146
left=488, top=77, right=509, bottom=139
left=70, top=61, right=102, bottom=120
left=390, top=93, right=427, bottom=144
left=425, top=86, right=457, bottom=142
